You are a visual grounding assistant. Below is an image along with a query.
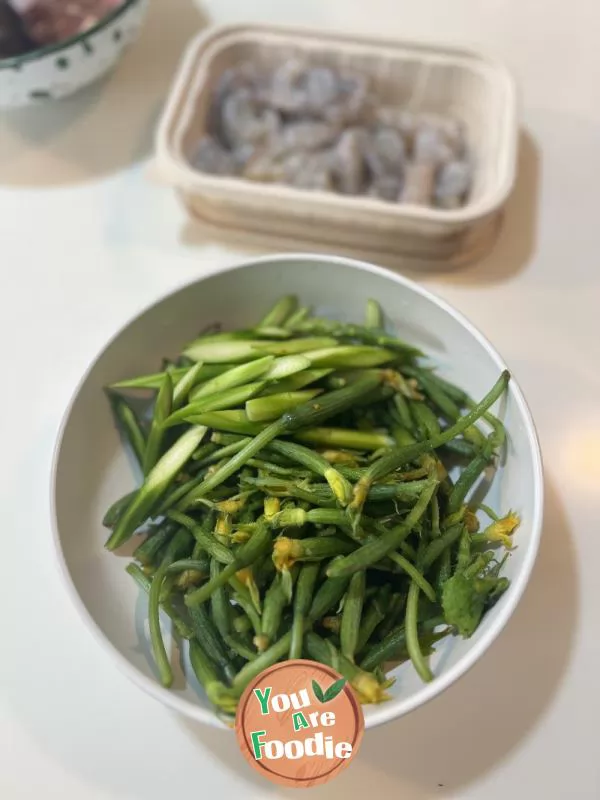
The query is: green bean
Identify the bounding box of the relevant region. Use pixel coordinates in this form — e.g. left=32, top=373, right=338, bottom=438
left=410, top=370, right=488, bottom=449
left=133, top=522, right=175, bottom=565
left=185, top=523, right=272, bottom=607
left=246, top=389, right=322, bottom=422
left=189, top=356, right=274, bottom=401
left=273, top=536, right=354, bottom=572
left=183, top=410, right=264, bottom=436
left=389, top=553, right=437, bottom=602
left=414, top=369, right=469, bottom=406
left=111, top=364, right=235, bottom=391
left=370, top=479, right=432, bottom=503
left=166, top=382, right=267, bottom=427
left=479, top=409, right=507, bottom=449
left=191, top=442, right=219, bottom=462
left=210, top=560, right=232, bottom=638
left=176, top=553, right=210, bottom=589
left=246, top=458, right=310, bottom=477
left=259, top=295, right=298, bottom=328
left=232, top=631, right=293, bottom=693
left=187, top=604, right=237, bottom=683
left=360, top=616, right=447, bottom=671
left=142, top=372, right=173, bottom=475
left=406, top=367, right=462, bottom=420
left=149, top=558, right=207, bottom=687
left=154, top=471, right=215, bottom=516
left=233, top=560, right=262, bottom=610
left=261, top=573, right=288, bottom=647
left=183, top=339, right=275, bottom=364
left=253, top=476, right=431, bottom=509
left=259, top=368, right=332, bottom=396
left=284, top=305, right=310, bottom=330
left=224, top=633, right=257, bottom=662
left=328, top=479, right=438, bottom=578
left=303, top=346, right=396, bottom=368
left=110, top=366, right=189, bottom=391
left=479, top=503, right=500, bottom=522
left=375, top=593, right=406, bottom=640
left=411, top=401, right=441, bottom=440
left=308, top=570, right=350, bottom=623
left=296, top=428, right=393, bottom=451
left=283, top=374, right=383, bottom=431
left=290, top=563, right=320, bottom=658
left=242, top=477, right=337, bottom=508
left=422, top=524, right=465, bottom=570
left=160, top=527, right=194, bottom=568
left=172, top=361, right=205, bottom=409
left=195, top=437, right=251, bottom=468
left=177, top=375, right=381, bottom=510
left=340, top=571, right=366, bottom=662
left=112, top=396, right=146, bottom=468
left=230, top=586, right=262, bottom=637
left=105, top=425, right=208, bottom=551
left=405, top=576, right=433, bottom=682
left=262, top=355, right=312, bottom=381
left=167, top=510, right=234, bottom=564
left=436, top=549, right=452, bottom=595
left=126, top=562, right=193, bottom=639
left=102, top=490, right=136, bottom=528
left=267, top=440, right=353, bottom=506
left=392, top=393, right=415, bottom=432
left=349, top=371, right=510, bottom=523
left=290, top=318, right=421, bottom=357
left=431, top=495, right=441, bottom=538
left=188, top=640, right=238, bottom=714
left=365, top=298, right=384, bottom=329
left=447, top=441, right=494, bottom=515
left=158, top=528, right=194, bottom=601
left=305, top=632, right=387, bottom=703
left=356, top=585, right=392, bottom=653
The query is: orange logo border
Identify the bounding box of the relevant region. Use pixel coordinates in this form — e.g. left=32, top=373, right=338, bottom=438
left=235, top=659, right=364, bottom=788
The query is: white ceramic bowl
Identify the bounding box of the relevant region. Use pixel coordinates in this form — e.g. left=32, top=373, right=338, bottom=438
left=0, top=0, right=148, bottom=108
left=50, top=253, right=543, bottom=729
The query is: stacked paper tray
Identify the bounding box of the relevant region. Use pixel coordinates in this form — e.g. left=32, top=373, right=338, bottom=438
left=154, top=24, right=518, bottom=269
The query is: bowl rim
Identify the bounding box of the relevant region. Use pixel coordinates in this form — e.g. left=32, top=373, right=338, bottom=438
left=0, top=0, right=142, bottom=70
left=49, top=252, right=544, bottom=730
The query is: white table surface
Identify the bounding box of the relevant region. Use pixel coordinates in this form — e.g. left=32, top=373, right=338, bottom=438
left=2, top=0, right=599, bottom=797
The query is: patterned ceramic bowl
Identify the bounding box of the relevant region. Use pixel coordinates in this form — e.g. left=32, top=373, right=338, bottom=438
left=0, top=0, right=148, bottom=107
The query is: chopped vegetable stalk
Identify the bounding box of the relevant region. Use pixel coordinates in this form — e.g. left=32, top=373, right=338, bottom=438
left=166, top=382, right=267, bottom=427
left=258, top=295, right=298, bottom=328
left=105, top=426, right=208, bottom=551
left=245, top=389, right=323, bottom=422
left=189, top=355, right=274, bottom=400
left=365, top=298, right=384, bottom=329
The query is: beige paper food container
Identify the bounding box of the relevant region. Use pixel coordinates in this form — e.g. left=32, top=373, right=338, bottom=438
left=153, top=23, right=518, bottom=269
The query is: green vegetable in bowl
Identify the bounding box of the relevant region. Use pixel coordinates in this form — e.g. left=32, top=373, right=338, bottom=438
left=104, top=294, right=518, bottom=718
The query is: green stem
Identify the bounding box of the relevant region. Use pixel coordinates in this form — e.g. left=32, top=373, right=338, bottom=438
left=405, top=580, right=434, bottom=682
